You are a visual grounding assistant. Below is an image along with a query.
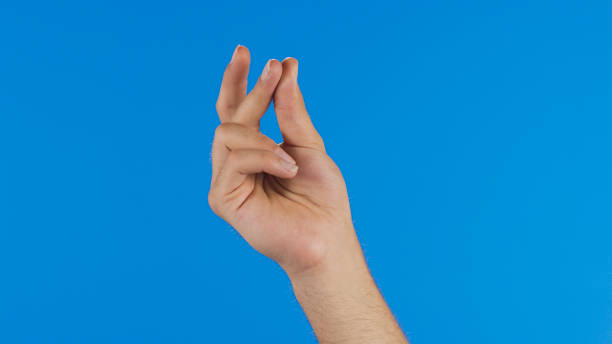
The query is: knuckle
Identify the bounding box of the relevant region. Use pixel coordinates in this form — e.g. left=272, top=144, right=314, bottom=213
left=215, top=100, right=224, bottom=113
left=214, top=123, right=240, bottom=141
left=216, top=100, right=236, bottom=116
left=215, top=122, right=246, bottom=139
left=214, top=123, right=229, bottom=138
left=207, top=190, right=219, bottom=213
left=314, top=137, right=325, bottom=148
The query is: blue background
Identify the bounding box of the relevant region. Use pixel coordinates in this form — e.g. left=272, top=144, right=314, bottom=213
left=1, top=1, right=610, bottom=343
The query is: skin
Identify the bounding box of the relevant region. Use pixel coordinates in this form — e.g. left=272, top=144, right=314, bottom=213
left=209, top=45, right=408, bottom=343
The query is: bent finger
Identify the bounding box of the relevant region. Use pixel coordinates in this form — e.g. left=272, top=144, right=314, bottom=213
left=213, top=149, right=299, bottom=194
left=211, top=123, right=295, bottom=177
left=273, top=57, right=325, bottom=151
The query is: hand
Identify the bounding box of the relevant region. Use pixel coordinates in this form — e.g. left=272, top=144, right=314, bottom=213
left=208, top=45, right=408, bottom=343
left=208, top=46, right=359, bottom=275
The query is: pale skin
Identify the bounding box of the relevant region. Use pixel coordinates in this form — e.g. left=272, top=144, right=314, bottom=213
left=209, top=45, right=408, bottom=343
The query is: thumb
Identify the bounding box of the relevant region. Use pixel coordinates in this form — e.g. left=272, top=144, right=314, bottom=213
left=273, top=58, right=325, bottom=152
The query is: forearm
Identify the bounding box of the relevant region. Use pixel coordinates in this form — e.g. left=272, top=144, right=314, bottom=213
left=287, top=227, right=408, bottom=344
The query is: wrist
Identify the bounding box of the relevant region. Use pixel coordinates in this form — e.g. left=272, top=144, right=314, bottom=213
left=285, top=225, right=378, bottom=306
left=284, top=224, right=369, bottom=285
left=285, top=225, right=408, bottom=343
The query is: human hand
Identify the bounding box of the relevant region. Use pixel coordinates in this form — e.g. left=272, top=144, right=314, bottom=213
left=208, top=45, right=408, bottom=343
left=208, top=46, right=360, bottom=276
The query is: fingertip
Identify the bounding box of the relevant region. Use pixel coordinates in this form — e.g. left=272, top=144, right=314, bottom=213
left=238, top=45, right=250, bottom=57
left=275, top=150, right=299, bottom=177
left=224, top=45, right=250, bottom=84
left=279, top=160, right=299, bottom=178
left=274, top=58, right=300, bottom=108
left=282, top=56, right=298, bottom=64
left=269, top=58, right=282, bottom=73
left=263, top=59, right=283, bottom=81
left=281, top=57, right=299, bottom=78
left=230, top=45, right=250, bottom=65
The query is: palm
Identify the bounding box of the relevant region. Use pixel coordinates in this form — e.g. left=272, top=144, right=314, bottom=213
left=231, top=144, right=350, bottom=270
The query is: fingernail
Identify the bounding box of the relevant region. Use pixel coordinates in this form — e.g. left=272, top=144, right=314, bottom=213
left=274, top=147, right=296, bottom=164
left=280, top=159, right=299, bottom=173
left=230, top=45, right=240, bottom=63
left=261, top=59, right=272, bottom=80
left=282, top=57, right=298, bottom=78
